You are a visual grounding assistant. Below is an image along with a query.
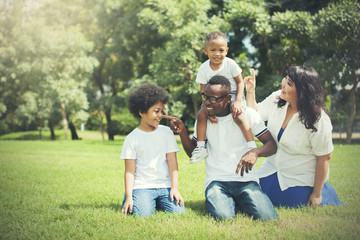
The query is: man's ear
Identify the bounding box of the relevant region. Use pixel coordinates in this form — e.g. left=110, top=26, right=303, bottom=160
left=139, top=111, right=143, bottom=117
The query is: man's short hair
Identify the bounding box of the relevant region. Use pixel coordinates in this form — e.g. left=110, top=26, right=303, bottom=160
left=207, top=75, right=231, bottom=95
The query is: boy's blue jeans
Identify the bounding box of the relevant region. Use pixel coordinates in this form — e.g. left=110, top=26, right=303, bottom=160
left=205, top=181, right=278, bottom=221
left=122, top=188, right=185, bottom=217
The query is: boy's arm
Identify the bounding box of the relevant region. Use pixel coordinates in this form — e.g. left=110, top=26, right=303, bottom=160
left=232, top=74, right=245, bottom=117
left=121, top=159, right=136, bottom=215
left=166, top=152, right=184, bottom=206
left=200, top=83, right=206, bottom=93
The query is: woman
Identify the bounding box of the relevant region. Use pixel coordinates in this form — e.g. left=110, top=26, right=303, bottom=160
left=245, top=65, right=343, bottom=208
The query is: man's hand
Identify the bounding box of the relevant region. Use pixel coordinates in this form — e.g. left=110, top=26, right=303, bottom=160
left=162, top=115, right=185, bottom=133
left=235, top=148, right=258, bottom=176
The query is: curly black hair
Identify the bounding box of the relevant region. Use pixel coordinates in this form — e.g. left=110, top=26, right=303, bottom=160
left=277, top=65, right=326, bottom=132
left=128, top=83, right=169, bottom=119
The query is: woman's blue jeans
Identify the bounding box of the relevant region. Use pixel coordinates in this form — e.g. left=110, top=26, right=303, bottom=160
left=122, top=188, right=185, bottom=217
left=205, top=181, right=278, bottom=221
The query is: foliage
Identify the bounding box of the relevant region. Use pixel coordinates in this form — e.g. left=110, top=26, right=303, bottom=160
left=0, top=0, right=359, bottom=142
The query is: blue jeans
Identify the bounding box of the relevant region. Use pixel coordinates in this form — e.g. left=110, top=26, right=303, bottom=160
left=205, top=181, right=278, bottom=221
left=121, top=188, right=185, bottom=217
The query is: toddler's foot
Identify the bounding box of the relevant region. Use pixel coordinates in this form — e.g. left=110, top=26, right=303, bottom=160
left=190, top=146, right=208, bottom=163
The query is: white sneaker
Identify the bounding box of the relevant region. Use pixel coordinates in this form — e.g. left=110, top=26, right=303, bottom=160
left=190, top=146, right=208, bottom=163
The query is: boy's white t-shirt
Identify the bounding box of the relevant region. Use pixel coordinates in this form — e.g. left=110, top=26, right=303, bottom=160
left=193, top=107, right=268, bottom=189
left=120, top=125, right=179, bottom=189
left=195, top=57, right=242, bottom=92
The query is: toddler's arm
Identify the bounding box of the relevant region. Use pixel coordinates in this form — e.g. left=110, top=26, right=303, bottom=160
left=121, top=159, right=136, bottom=215
left=232, top=74, right=245, bottom=118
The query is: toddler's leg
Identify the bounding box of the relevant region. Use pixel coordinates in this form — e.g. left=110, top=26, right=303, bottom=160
left=233, top=114, right=256, bottom=150
left=190, top=107, right=208, bottom=163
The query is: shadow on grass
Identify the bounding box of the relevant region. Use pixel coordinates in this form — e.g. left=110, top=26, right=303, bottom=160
left=184, top=200, right=207, bottom=216
left=59, top=203, right=122, bottom=212
left=59, top=200, right=208, bottom=216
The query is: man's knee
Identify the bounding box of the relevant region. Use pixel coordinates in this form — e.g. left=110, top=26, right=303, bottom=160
left=205, top=182, right=235, bottom=220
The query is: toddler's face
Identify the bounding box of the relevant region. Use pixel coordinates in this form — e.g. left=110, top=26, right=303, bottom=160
left=203, top=38, right=228, bottom=69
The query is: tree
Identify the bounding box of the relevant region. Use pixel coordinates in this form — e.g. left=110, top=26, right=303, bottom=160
left=311, top=0, right=360, bottom=143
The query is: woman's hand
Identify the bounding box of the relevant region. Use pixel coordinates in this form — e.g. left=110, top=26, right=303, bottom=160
left=170, top=188, right=184, bottom=207
left=244, top=69, right=256, bottom=94
left=308, top=192, right=322, bottom=207
left=121, top=197, right=134, bottom=215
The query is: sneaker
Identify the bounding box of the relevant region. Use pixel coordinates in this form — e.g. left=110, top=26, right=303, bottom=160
left=190, top=146, right=208, bottom=163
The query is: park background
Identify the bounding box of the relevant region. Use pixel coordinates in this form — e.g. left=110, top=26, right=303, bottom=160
left=1, top=0, right=360, bottom=239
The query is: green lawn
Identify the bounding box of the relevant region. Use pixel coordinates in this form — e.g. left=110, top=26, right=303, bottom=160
left=0, top=133, right=359, bottom=239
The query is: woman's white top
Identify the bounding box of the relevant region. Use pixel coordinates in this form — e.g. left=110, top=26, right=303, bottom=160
left=256, top=90, right=334, bottom=190
left=120, top=125, right=179, bottom=189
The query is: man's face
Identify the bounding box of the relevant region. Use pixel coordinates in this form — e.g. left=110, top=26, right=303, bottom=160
left=202, top=84, right=231, bottom=117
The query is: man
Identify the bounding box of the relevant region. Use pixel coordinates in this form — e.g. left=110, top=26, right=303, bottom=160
left=164, top=76, right=278, bottom=221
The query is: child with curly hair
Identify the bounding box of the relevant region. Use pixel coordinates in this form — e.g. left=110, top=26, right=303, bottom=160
left=120, top=83, right=185, bottom=217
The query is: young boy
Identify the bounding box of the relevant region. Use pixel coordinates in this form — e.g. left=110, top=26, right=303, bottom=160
left=190, top=31, right=256, bottom=163
left=120, top=83, right=185, bottom=217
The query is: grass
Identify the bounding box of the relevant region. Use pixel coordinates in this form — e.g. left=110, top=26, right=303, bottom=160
left=0, top=131, right=359, bottom=239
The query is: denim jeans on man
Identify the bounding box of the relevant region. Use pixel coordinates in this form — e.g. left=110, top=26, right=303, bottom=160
left=205, top=181, right=277, bottom=221
left=121, top=188, right=185, bottom=217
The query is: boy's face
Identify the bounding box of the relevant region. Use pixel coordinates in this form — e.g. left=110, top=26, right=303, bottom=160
left=203, top=38, right=228, bottom=69
left=139, top=102, right=164, bottom=132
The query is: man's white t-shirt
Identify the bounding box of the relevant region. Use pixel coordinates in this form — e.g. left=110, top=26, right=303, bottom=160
left=120, top=125, right=179, bottom=189
left=255, top=90, right=334, bottom=190
left=193, top=107, right=268, bottom=189
left=195, top=57, right=242, bottom=92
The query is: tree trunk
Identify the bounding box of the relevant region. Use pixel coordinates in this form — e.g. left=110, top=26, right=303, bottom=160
left=346, top=67, right=359, bottom=144
left=38, top=119, right=43, bottom=140
left=98, top=106, right=105, bottom=141
left=191, top=94, right=199, bottom=119
left=48, top=119, right=56, bottom=140
left=69, top=122, right=79, bottom=140
left=61, top=103, right=68, bottom=140
left=105, top=109, right=114, bottom=140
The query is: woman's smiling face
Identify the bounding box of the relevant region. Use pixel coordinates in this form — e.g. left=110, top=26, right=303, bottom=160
left=280, top=75, right=297, bottom=105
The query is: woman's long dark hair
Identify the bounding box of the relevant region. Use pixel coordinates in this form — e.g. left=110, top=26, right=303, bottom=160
left=277, top=65, right=326, bottom=132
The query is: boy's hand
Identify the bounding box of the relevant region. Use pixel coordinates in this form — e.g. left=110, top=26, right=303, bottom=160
left=170, top=188, right=184, bottom=207
left=121, top=198, right=133, bottom=215
left=244, top=69, right=256, bottom=93
left=231, top=100, right=243, bottom=118
left=162, top=115, right=185, bottom=133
